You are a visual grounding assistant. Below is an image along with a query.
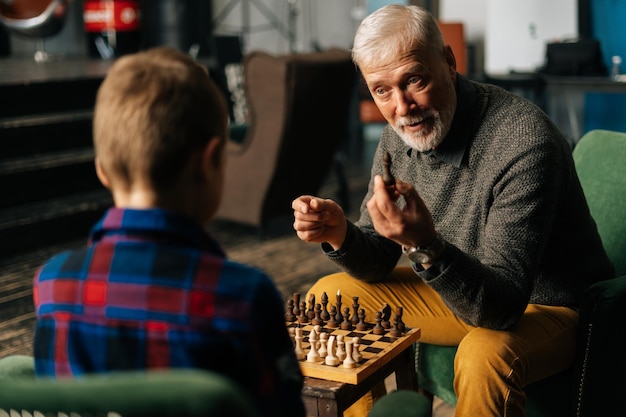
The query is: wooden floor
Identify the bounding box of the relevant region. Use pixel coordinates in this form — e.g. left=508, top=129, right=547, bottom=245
left=0, top=162, right=370, bottom=360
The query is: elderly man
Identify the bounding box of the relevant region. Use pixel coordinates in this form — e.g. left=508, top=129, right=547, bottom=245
left=292, top=5, right=613, bottom=417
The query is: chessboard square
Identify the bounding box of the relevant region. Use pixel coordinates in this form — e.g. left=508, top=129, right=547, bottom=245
left=379, top=336, right=395, bottom=343
left=358, top=338, right=375, bottom=346
left=346, top=331, right=367, bottom=338
left=369, top=341, right=393, bottom=349
left=360, top=333, right=382, bottom=341
left=363, top=346, right=384, bottom=354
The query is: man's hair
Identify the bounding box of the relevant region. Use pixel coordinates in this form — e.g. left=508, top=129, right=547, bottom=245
left=352, top=4, right=444, bottom=69
left=93, top=47, right=228, bottom=191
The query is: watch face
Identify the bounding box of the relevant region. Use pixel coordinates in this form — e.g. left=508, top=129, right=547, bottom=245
left=408, top=250, right=432, bottom=264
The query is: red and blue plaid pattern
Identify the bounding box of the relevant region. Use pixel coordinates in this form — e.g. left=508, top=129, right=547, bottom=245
left=33, top=208, right=304, bottom=417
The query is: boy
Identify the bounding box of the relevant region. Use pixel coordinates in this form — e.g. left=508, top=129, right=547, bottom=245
left=33, top=47, right=305, bottom=417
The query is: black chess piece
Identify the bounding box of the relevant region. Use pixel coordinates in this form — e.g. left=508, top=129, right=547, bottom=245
left=389, top=313, right=402, bottom=337
left=327, top=305, right=339, bottom=328
left=340, top=306, right=352, bottom=330
left=373, top=311, right=385, bottom=335
left=351, top=296, right=360, bottom=324
left=312, top=303, right=324, bottom=326
left=383, top=151, right=395, bottom=186
left=396, top=306, right=406, bottom=333
left=307, top=294, right=316, bottom=319
left=321, top=292, right=330, bottom=321
left=381, top=303, right=392, bottom=329
left=356, top=308, right=367, bottom=331
left=293, top=293, right=301, bottom=317
left=285, top=299, right=296, bottom=322
left=298, top=301, right=309, bottom=323
left=335, top=297, right=343, bottom=323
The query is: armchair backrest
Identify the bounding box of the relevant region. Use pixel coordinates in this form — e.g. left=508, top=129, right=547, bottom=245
left=0, top=356, right=256, bottom=417
left=573, top=129, right=626, bottom=276
left=216, top=48, right=357, bottom=230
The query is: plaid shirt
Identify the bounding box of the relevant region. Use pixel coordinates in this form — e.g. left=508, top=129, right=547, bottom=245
left=33, top=208, right=304, bottom=417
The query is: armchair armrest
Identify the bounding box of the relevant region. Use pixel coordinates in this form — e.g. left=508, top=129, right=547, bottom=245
left=573, top=276, right=626, bottom=416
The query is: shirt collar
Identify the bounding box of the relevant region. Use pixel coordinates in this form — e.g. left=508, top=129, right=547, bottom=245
left=408, top=74, right=479, bottom=168
left=89, top=207, right=226, bottom=257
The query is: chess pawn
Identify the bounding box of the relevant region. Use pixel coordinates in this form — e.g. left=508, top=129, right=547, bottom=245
left=307, top=327, right=321, bottom=363
left=340, top=306, right=352, bottom=330
left=356, top=308, right=367, bottom=331
left=312, top=303, right=324, bottom=326
left=342, top=340, right=356, bottom=368
left=325, top=335, right=340, bottom=366
left=352, top=336, right=362, bottom=362
left=318, top=332, right=328, bottom=358
left=327, top=305, right=339, bottom=328
left=373, top=311, right=385, bottom=335
left=294, top=327, right=306, bottom=360
left=336, top=334, right=346, bottom=361
left=389, top=314, right=402, bottom=338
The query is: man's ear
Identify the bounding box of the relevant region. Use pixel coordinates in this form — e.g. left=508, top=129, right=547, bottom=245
left=444, top=45, right=457, bottom=75
left=95, top=157, right=111, bottom=189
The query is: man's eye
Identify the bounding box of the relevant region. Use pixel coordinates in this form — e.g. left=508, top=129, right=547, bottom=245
left=408, top=76, right=421, bottom=85
left=375, top=87, right=387, bottom=96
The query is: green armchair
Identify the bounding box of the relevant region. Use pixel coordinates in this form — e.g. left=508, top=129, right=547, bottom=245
left=0, top=355, right=257, bottom=417
left=416, top=129, right=626, bottom=416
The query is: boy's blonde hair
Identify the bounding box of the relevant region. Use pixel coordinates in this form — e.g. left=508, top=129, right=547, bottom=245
left=93, top=47, right=228, bottom=191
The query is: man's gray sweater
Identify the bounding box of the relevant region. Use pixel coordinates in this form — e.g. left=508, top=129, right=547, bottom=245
left=324, top=76, right=614, bottom=330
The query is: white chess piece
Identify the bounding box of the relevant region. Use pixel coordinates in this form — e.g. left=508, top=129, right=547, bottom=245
left=294, top=327, right=306, bottom=360
left=343, top=339, right=356, bottom=368
left=325, top=335, right=340, bottom=366
left=307, top=327, right=321, bottom=363
left=318, top=332, right=328, bottom=358
left=352, top=336, right=362, bottom=362
left=336, top=334, right=346, bottom=361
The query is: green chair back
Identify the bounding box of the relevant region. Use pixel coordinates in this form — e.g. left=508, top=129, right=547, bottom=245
left=0, top=356, right=257, bottom=417
left=573, top=129, right=626, bottom=276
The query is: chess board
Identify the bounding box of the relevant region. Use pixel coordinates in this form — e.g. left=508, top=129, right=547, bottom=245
left=287, top=322, right=420, bottom=385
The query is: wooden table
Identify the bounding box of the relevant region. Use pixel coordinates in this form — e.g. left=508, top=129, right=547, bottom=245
left=299, top=327, right=420, bottom=417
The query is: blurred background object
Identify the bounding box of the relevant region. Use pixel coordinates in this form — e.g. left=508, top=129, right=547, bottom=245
left=0, top=0, right=70, bottom=61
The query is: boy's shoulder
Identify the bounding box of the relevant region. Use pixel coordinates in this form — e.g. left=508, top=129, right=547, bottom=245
left=36, top=247, right=91, bottom=281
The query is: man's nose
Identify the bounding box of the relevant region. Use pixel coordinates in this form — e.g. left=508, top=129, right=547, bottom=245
left=393, top=90, right=414, bottom=117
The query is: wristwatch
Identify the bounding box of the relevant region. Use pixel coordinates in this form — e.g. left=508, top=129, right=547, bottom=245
left=402, top=232, right=446, bottom=264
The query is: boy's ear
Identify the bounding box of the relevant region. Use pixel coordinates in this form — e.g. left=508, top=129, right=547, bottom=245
left=95, top=157, right=111, bottom=189
left=199, top=136, right=224, bottom=180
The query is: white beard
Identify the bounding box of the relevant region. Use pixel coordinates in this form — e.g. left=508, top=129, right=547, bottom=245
left=392, top=110, right=446, bottom=152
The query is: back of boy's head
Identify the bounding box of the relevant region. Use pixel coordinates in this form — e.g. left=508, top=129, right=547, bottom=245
left=93, top=47, right=228, bottom=191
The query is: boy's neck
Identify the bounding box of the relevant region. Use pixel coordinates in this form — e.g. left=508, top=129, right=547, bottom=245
left=111, top=186, right=210, bottom=226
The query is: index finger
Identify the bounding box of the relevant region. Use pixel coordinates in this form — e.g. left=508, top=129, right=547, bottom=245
left=292, top=195, right=313, bottom=213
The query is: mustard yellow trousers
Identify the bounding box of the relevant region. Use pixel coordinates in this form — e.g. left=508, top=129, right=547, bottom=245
left=305, top=267, right=578, bottom=417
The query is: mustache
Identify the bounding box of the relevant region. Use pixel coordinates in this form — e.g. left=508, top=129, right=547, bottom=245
left=395, top=110, right=435, bottom=128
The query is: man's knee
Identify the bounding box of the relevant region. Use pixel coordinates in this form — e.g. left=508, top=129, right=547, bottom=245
left=455, top=328, right=516, bottom=378
left=308, top=272, right=354, bottom=295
